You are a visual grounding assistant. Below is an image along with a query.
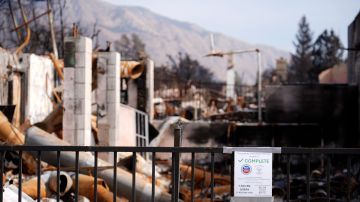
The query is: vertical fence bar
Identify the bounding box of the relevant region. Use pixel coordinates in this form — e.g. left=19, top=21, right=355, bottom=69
left=326, top=155, right=331, bottom=202
left=210, top=152, right=215, bottom=202
left=18, top=151, right=23, bottom=202
left=191, top=152, right=195, bottom=202
left=56, top=151, right=60, bottom=202
left=113, top=152, right=117, bottom=202
left=174, top=151, right=180, bottom=202
left=173, top=120, right=182, bottom=202
left=306, top=155, right=310, bottom=202
left=287, top=155, right=290, bottom=202
left=0, top=152, right=3, bottom=202
left=171, top=153, right=175, bottom=202
left=132, top=152, right=137, bottom=202
left=135, top=113, right=139, bottom=134
left=151, top=152, right=156, bottom=202
left=94, top=151, right=98, bottom=202
left=347, top=156, right=351, bottom=202
left=231, top=152, right=234, bottom=196
left=37, top=151, right=42, bottom=202
left=145, top=115, right=149, bottom=159
left=75, top=151, right=79, bottom=202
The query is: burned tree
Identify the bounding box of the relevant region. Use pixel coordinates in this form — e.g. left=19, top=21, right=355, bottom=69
left=310, top=29, right=344, bottom=82
left=114, top=33, right=147, bottom=60
left=167, top=52, right=214, bottom=96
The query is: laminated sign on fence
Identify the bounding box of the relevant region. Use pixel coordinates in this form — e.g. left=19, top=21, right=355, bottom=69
left=234, top=152, right=272, bottom=197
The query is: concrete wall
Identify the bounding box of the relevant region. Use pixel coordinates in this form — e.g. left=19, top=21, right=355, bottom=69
left=23, top=54, right=54, bottom=124
left=63, top=36, right=93, bottom=146
left=119, top=104, right=136, bottom=146
left=0, top=49, right=54, bottom=125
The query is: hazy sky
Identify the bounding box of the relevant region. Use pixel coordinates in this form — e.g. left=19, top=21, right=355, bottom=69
left=103, top=0, right=359, bottom=52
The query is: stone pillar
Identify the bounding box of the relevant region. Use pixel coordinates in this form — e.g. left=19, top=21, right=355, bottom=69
left=146, top=59, right=155, bottom=123
left=97, top=52, right=120, bottom=162
left=63, top=37, right=92, bottom=146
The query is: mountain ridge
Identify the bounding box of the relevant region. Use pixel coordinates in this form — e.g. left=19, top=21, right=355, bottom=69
left=65, top=0, right=290, bottom=83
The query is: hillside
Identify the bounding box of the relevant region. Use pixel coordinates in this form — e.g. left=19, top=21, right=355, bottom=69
left=63, top=0, right=289, bottom=83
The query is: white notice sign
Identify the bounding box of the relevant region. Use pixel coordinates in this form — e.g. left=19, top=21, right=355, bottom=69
left=234, top=152, right=272, bottom=197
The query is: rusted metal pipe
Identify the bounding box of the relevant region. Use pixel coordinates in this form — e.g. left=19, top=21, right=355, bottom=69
left=15, top=0, right=31, bottom=55
left=25, top=127, right=172, bottom=202
left=120, top=61, right=144, bottom=79
left=0, top=112, right=37, bottom=174
left=48, top=171, right=72, bottom=196
left=48, top=53, right=64, bottom=80
left=0, top=111, right=24, bottom=144
left=22, top=177, right=47, bottom=200
left=71, top=174, right=120, bottom=202
left=180, top=165, right=230, bottom=187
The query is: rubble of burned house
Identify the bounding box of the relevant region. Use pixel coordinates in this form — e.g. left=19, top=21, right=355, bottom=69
left=0, top=33, right=235, bottom=201
left=0, top=4, right=359, bottom=202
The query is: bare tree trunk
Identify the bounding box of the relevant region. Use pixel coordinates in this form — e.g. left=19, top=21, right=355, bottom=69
left=47, top=0, right=58, bottom=59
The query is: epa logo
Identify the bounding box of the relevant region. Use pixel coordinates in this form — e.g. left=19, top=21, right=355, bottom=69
left=242, top=164, right=252, bottom=175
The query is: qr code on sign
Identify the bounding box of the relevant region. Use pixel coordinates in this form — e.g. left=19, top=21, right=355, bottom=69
left=259, top=186, right=266, bottom=194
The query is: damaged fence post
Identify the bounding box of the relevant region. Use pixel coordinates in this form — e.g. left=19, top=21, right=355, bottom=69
left=173, top=119, right=183, bottom=201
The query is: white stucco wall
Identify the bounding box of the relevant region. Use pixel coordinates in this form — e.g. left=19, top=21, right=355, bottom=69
left=119, top=104, right=136, bottom=146
left=23, top=54, right=54, bottom=124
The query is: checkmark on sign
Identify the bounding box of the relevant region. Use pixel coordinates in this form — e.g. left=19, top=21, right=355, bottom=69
left=239, top=159, right=243, bottom=163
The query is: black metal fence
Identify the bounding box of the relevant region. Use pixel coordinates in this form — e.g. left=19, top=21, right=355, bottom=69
left=0, top=146, right=359, bottom=202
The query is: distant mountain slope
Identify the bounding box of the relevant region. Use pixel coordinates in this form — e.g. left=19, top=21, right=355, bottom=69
left=64, top=0, right=289, bottom=83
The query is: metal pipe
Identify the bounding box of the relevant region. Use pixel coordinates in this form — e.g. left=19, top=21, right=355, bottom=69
left=15, top=0, right=31, bottom=55
left=70, top=174, right=120, bottom=202
left=120, top=61, right=145, bottom=79
left=0, top=112, right=37, bottom=173
left=256, top=49, right=262, bottom=123
left=48, top=171, right=73, bottom=196
left=22, top=177, right=47, bottom=200
left=25, top=127, right=172, bottom=202
left=48, top=53, right=64, bottom=80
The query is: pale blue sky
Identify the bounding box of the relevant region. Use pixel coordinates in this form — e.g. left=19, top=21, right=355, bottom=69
left=103, top=0, right=359, bottom=52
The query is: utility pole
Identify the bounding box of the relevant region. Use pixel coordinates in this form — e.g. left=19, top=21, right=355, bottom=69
left=256, top=49, right=262, bottom=123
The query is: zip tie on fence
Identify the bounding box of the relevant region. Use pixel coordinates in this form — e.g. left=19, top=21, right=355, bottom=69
left=222, top=147, right=282, bottom=154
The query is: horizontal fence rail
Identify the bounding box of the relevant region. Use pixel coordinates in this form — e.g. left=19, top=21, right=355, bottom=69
left=0, top=146, right=358, bottom=202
